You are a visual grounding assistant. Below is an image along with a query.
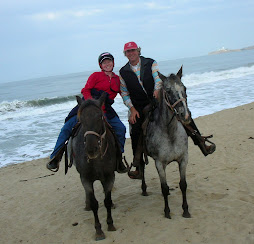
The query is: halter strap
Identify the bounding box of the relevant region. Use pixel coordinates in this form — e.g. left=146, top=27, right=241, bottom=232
left=163, top=89, right=189, bottom=126
left=163, top=89, right=186, bottom=111
left=84, top=130, right=106, bottom=140
left=83, top=119, right=108, bottom=158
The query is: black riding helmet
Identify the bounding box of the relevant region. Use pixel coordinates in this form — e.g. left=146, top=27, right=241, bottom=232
left=98, top=52, right=114, bottom=64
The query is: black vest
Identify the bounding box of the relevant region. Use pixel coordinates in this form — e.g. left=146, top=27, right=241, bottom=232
left=120, top=56, right=155, bottom=110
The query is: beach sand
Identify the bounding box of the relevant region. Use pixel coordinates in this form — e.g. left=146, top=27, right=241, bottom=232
left=1, top=102, right=254, bottom=244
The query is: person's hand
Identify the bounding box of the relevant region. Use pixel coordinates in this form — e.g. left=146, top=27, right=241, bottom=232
left=153, top=89, right=160, bottom=99
left=129, top=107, right=140, bottom=124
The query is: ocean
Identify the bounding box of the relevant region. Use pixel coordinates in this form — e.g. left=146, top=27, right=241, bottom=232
left=0, top=49, right=254, bottom=168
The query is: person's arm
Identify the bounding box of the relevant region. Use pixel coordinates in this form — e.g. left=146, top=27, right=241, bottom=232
left=81, top=73, right=97, bottom=100
left=120, top=75, right=133, bottom=109
left=152, top=61, right=162, bottom=98
left=120, top=75, right=140, bottom=124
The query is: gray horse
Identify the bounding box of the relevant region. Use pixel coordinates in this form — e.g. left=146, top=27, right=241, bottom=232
left=69, top=93, right=117, bottom=241
left=142, top=67, right=192, bottom=219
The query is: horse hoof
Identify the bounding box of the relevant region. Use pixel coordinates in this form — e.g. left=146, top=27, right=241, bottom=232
left=95, top=232, right=105, bottom=241
left=165, top=213, right=171, bottom=219
left=182, top=212, right=191, bottom=218
left=142, top=192, right=148, bottom=196
left=108, top=224, right=116, bottom=232
left=84, top=206, right=91, bottom=211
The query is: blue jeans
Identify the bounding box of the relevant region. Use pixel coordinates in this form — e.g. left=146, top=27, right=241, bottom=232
left=107, top=116, right=126, bottom=153
left=50, top=115, right=78, bottom=159
left=50, top=115, right=126, bottom=159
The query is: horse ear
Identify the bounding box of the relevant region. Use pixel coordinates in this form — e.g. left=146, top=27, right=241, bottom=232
left=177, top=66, right=183, bottom=79
left=76, top=96, right=83, bottom=105
left=99, top=92, right=107, bottom=107
left=158, top=72, right=167, bottom=82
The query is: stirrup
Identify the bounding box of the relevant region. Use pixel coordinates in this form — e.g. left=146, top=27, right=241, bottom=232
left=198, top=135, right=216, bottom=156
left=202, top=134, right=216, bottom=147
left=116, top=156, right=130, bottom=173
left=46, top=157, right=60, bottom=172
left=194, top=132, right=214, bottom=144
left=46, top=145, right=66, bottom=172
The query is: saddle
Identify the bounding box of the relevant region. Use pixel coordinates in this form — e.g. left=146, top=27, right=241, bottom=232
left=132, top=101, right=216, bottom=166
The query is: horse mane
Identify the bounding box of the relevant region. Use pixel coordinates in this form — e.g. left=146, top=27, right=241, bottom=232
left=77, top=99, right=101, bottom=119
left=169, top=73, right=177, bottom=80
left=169, top=73, right=182, bottom=84
left=83, top=99, right=100, bottom=108
left=157, top=88, right=165, bottom=116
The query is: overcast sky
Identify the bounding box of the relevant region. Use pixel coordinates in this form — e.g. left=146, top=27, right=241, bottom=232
left=0, top=0, right=253, bottom=83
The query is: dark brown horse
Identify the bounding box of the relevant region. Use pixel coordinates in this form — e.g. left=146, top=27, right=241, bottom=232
left=69, top=93, right=118, bottom=241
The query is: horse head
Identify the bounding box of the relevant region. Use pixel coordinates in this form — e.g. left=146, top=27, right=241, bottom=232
left=76, top=92, right=107, bottom=160
left=158, top=66, right=191, bottom=125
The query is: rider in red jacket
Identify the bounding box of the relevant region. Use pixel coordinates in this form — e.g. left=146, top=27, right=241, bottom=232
left=47, top=52, right=127, bottom=173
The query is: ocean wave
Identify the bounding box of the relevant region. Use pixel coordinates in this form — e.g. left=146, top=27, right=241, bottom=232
left=183, top=64, right=254, bottom=87
left=0, top=95, right=77, bottom=113
left=247, top=62, right=254, bottom=67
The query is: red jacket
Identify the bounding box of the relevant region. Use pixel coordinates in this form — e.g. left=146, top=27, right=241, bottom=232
left=81, top=71, right=120, bottom=113
left=81, top=71, right=120, bottom=99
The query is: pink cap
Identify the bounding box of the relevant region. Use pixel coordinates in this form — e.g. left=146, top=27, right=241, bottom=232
left=124, top=41, right=138, bottom=51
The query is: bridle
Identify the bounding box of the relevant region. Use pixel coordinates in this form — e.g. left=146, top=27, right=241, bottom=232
left=163, top=89, right=186, bottom=112
left=163, top=88, right=186, bottom=125
left=83, top=115, right=109, bottom=160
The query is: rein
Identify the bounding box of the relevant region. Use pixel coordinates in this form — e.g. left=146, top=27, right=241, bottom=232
left=83, top=116, right=109, bottom=159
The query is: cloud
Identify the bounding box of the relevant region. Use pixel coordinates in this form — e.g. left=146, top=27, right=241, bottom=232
left=144, top=2, right=172, bottom=10
left=31, top=12, right=59, bottom=21
left=28, top=8, right=103, bottom=21
left=27, top=2, right=175, bottom=22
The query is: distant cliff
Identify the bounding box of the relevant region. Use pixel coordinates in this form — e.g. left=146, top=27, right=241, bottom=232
left=209, top=45, right=254, bottom=55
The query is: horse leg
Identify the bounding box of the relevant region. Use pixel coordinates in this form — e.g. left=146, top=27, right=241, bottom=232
left=80, top=177, right=105, bottom=240
left=102, top=179, right=116, bottom=232
left=80, top=176, right=91, bottom=211
left=178, top=160, right=191, bottom=218
left=140, top=159, right=148, bottom=196
left=155, top=160, right=171, bottom=219
left=89, top=191, right=106, bottom=240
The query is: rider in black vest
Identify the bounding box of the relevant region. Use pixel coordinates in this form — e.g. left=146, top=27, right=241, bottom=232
left=120, top=42, right=162, bottom=179
left=120, top=56, right=154, bottom=110
left=120, top=42, right=216, bottom=179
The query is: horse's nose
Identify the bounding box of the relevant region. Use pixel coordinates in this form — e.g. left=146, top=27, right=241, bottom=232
left=179, top=108, right=188, bottom=120
left=184, top=110, right=192, bottom=123
left=179, top=108, right=191, bottom=123
left=85, top=139, right=100, bottom=159
left=185, top=112, right=189, bottom=121
left=87, top=145, right=98, bottom=155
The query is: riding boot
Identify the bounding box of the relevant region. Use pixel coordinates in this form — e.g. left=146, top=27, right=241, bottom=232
left=197, top=141, right=216, bottom=157
left=128, top=164, right=142, bottom=180
left=128, top=134, right=144, bottom=179
left=184, top=119, right=216, bottom=157
left=132, top=133, right=144, bottom=167
left=116, top=154, right=129, bottom=173
left=46, top=145, right=66, bottom=172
